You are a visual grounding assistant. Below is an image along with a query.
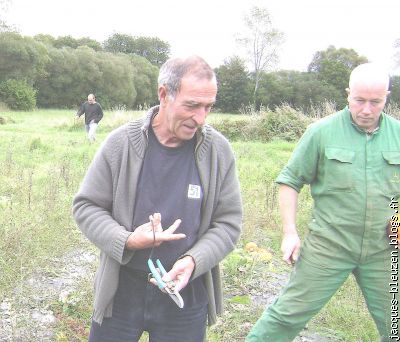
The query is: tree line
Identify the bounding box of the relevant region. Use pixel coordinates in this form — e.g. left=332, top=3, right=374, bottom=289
left=0, top=32, right=162, bottom=110
left=216, top=48, right=400, bottom=113
left=0, top=31, right=399, bottom=112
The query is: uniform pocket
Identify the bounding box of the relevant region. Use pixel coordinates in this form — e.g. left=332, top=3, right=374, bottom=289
left=382, top=151, right=400, bottom=196
left=324, top=147, right=356, bottom=192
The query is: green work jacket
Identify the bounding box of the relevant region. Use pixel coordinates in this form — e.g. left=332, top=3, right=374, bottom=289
left=277, top=107, right=400, bottom=262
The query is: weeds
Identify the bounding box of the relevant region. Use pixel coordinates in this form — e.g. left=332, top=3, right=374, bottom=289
left=0, top=109, right=384, bottom=341
left=212, top=104, right=312, bottom=142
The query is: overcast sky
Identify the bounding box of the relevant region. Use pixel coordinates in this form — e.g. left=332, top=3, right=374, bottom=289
left=4, top=0, right=400, bottom=74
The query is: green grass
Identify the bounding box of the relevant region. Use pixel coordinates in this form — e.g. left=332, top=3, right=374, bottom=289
left=0, top=109, right=379, bottom=341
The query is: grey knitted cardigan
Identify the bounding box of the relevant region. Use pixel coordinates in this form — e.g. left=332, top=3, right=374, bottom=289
left=72, top=106, right=243, bottom=325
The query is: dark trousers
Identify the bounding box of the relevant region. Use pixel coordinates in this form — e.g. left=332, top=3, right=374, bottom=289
left=89, top=266, right=208, bottom=342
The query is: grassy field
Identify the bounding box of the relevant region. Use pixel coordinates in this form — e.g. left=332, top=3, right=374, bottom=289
left=0, top=109, right=379, bottom=341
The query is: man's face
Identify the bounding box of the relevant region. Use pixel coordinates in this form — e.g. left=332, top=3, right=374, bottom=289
left=160, top=74, right=217, bottom=144
left=347, top=83, right=389, bottom=132
left=88, top=95, right=95, bottom=104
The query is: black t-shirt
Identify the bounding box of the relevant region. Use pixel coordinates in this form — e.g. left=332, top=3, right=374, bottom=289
left=127, top=126, right=202, bottom=271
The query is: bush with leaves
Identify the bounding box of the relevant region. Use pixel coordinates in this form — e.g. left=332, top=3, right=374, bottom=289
left=211, top=118, right=251, bottom=141
left=256, top=105, right=312, bottom=141
left=212, top=104, right=313, bottom=142
left=0, top=79, right=36, bottom=110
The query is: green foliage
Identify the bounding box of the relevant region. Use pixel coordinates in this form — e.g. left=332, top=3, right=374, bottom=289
left=93, top=51, right=137, bottom=109
left=0, top=79, right=36, bottom=110
left=0, top=32, right=50, bottom=84
left=256, top=70, right=341, bottom=111
left=389, top=75, right=400, bottom=111
left=215, top=56, right=252, bottom=113
left=29, top=137, right=46, bottom=151
left=2, top=32, right=400, bottom=113
left=212, top=118, right=250, bottom=140
left=103, top=33, right=170, bottom=66
left=34, top=34, right=103, bottom=51
left=53, top=35, right=79, bottom=49
left=76, top=37, right=102, bottom=51
left=212, top=105, right=312, bottom=142
left=308, top=46, right=368, bottom=107
left=255, top=105, right=312, bottom=141
left=33, top=33, right=56, bottom=46
left=35, top=46, right=137, bottom=109
left=129, top=54, right=159, bottom=107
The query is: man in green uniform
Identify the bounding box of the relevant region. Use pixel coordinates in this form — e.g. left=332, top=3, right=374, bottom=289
left=246, top=63, right=400, bottom=341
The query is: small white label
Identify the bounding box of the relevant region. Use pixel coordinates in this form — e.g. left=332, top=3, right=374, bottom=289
left=187, top=184, right=201, bottom=199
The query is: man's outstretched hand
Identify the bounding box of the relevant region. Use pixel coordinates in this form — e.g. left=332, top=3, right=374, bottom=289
left=125, top=213, right=185, bottom=250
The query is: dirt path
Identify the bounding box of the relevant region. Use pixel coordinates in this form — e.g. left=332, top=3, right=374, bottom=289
left=246, top=269, right=340, bottom=342
left=0, top=249, right=339, bottom=342
left=0, top=248, right=96, bottom=341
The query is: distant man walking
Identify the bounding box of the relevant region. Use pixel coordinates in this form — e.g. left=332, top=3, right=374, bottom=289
left=76, top=94, right=103, bottom=142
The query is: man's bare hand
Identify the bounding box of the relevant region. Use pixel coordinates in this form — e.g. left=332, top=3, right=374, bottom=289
left=150, top=255, right=195, bottom=292
left=125, top=213, right=185, bottom=250
left=281, top=232, right=301, bottom=265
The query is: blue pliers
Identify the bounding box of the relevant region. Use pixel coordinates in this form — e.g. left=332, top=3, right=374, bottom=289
left=148, top=258, right=184, bottom=308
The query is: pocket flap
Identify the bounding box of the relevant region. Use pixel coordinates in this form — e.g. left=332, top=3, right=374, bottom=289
left=382, top=151, right=400, bottom=165
left=325, top=147, right=355, bottom=163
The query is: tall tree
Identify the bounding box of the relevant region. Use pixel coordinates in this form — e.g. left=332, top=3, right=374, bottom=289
left=308, top=46, right=368, bottom=107
left=389, top=75, right=400, bottom=108
left=129, top=54, right=159, bottom=108
left=103, top=33, right=170, bottom=66
left=236, top=6, right=284, bottom=106
left=0, top=32, right=49, bottom=84
left=215, top=56, right=251, bottom=113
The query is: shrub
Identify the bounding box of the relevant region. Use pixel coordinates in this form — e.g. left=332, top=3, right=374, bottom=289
left=256, top=104, right=312, bottom=142
left=29, top=137, right=45, bottom=151
left=385, top=102, right=400, bottom=120
left=211, top=118, right=250, bottom=141
left=0, top=79, right=37, bottom=111
left=212, top=104, right=312, bottom=142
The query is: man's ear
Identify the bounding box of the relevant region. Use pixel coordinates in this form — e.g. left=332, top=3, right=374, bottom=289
left=158, top=85, right=168, bottom=104
left=345, top=88, right=351, bottom=102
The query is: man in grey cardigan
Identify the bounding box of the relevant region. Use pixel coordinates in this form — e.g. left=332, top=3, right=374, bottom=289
left=73, top=55, right=242, bottom=342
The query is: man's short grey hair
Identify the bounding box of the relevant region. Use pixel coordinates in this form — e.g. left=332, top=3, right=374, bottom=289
left=158, top=56, right=216, bottom=99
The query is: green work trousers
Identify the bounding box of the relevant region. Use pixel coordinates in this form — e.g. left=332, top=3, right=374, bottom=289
left=245, top=241, right=394, bottom=342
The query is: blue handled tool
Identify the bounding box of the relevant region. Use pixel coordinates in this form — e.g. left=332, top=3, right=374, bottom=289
left=147, top=216, right=184, bottom=309
left=148, top=258, right=184, bottom=308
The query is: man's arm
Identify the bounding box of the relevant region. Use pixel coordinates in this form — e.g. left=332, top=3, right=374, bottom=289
left=275, top=124, right=321, bottom=264
left=279, top=184, right=301, bottom=264
left=94, top=103, right=104, bottom=123
left=76, top=102, right=85, bottom=117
